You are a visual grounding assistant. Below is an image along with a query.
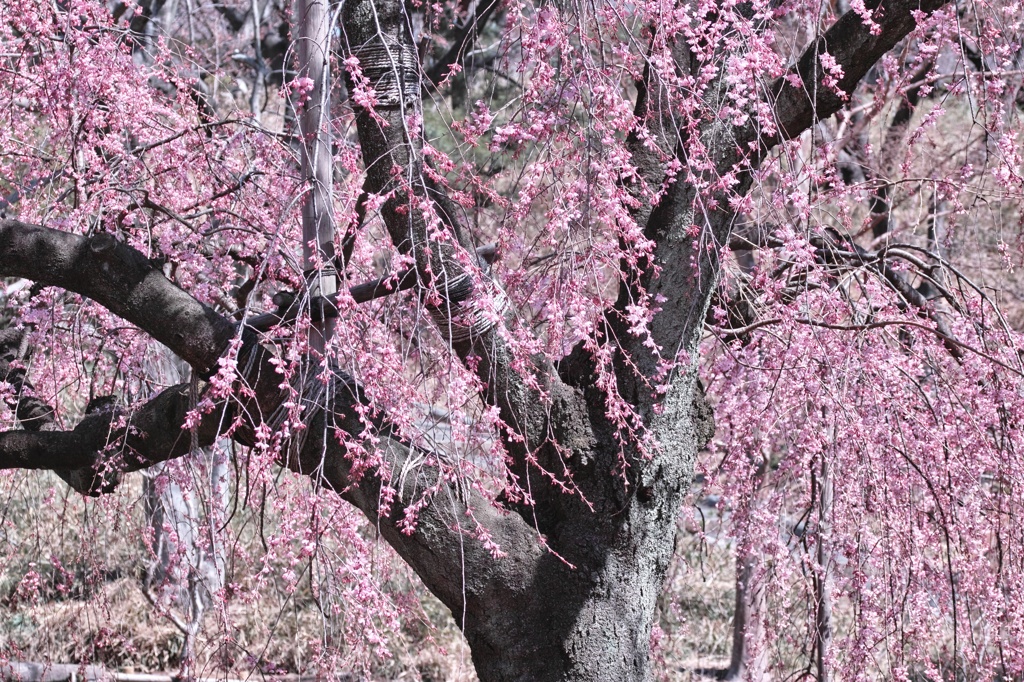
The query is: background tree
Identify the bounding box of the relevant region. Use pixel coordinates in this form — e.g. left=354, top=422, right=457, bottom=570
left=0, top=0, right=1022, bottom=680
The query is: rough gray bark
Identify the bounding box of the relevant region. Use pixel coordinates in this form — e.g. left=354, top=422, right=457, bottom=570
left=0, top=225, right=235, bottom=379
left=0, top=0, right=952, bottom=679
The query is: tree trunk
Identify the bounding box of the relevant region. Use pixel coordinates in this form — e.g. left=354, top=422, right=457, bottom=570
left=464, top=560, right=670, bottom=682
left=726, top=456, right=769, bottom=681
left=0, top=0, right=965, bottom=651
left=445, top=376, right=713, bottom=682
left=334, top=0, right=719, bottom=657
left=141, top=347, right=227, bottom=667
left=294, top=0, right=337, bottom=353
left=726, top=550, right=769, bottom=681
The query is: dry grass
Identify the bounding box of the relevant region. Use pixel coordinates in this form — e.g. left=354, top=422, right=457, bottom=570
left=0, top=469, right=479, bottom=682
left=655, top=499, right=738, bottom=682
left=0, top=468, right=740, bottom=682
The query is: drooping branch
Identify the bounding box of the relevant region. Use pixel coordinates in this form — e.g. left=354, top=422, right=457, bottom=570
left=713, top=223, right=968, bottom=361
left=244, top=244, right=497, bottom=332
left=0, top=218, right=542, bottom=628
left=819, top=230, right=964, bottom=359
left=866, top=59, right=934, bottom=238
left=625, top=0, right=953, bottom=386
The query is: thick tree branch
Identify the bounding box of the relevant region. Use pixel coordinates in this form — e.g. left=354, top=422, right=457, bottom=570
left=0, top=376, right=224, bottom=494
left=621, top=28, right=692, bottom=242
left=0, top=428, right=104, bottom=469
left=341, top=0, right=590, bottom=527
left=627, top=0, right=952, bottom=379
left=0, top=220, right=236, bottom=378
left=752, top=0, right=949, bottom=156
left=0, top=350, right=544, bottom=622
left=423, top=0, right=501, bottom=88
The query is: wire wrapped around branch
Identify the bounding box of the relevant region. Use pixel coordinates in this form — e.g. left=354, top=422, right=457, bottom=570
left=426, top=275, right=510, bottom=345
